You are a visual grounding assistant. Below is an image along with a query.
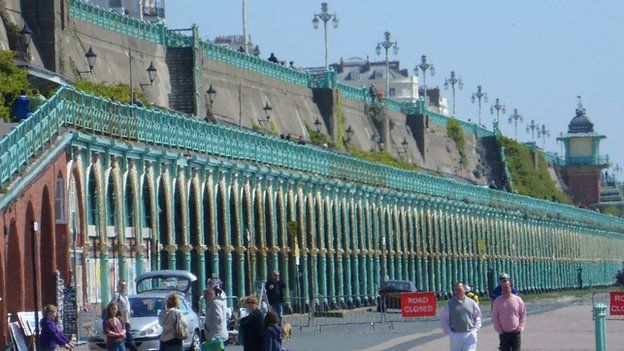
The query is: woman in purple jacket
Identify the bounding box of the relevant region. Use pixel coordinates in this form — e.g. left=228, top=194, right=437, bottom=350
left=39, top=304, right=74, bottom=351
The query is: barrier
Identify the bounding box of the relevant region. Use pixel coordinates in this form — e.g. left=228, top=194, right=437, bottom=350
left=591, top=291, right=624, bottom=320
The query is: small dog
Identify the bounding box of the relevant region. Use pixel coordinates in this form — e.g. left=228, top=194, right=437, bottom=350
left=282, top=322, right=292, bottom=341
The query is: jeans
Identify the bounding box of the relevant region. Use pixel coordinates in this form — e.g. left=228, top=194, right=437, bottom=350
left=270, top=303, right=284, bottom=317
left=499, top=331, right=521, bottom=351
left=108, top=340, right=126, bottom=351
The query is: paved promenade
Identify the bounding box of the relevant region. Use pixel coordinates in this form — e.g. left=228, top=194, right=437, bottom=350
left=226, top=296, right=623, bottom=351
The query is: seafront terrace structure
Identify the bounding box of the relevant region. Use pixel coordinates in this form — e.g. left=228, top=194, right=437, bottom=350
left=1, top=86, right=623, bottom=314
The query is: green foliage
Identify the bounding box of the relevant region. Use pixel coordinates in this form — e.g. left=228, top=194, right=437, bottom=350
left=74, top=80, right=150, bottom=106
left=349, top=148, right=419, bottom=172
left=498, top=136, right=572, bottom=204
left=604, top=206, right=621, bottom=217
left=446, top=118, right=466, bottom=165
left=334, top=92, right=346, bottom=152
left=251, top=121, right=279, bottom=136
left=305, top=122, right=332, bottom=147
left=0, top=50, right=29, bottom=120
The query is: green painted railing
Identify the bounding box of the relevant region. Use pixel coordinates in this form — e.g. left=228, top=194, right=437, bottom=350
left=5, top=87, right=624, bottom=233
left=69, top=0, right=166, bottom=44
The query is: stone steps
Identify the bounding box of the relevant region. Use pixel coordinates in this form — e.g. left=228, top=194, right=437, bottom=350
left=166, top=47, right=195, bottom=114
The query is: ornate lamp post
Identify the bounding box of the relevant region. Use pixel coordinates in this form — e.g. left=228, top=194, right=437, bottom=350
left=526, top=119, right=538, bottom=141
left=444, top=71, right=463, bottom=116
left=312, top=2, right=339, bottom=69
left=343, top=125, right=353, bottom=145
left=489, top=98, right=506, bottom=122
left=77, top=46, right=97, bottom=75
left=313, top=118, right=322, bottom=135
left=414, top=55, right=435, bottom=104
left=471, top=85, right=488, bottom=126
left=376, top=31, right=399, bottom=99
left=507, top=108, right=523, bottom=140
left=537, top=124, right=550, bottom=149
left=206, top=84, right=217, bottom=108
left=139, top=62, right=158, bottom=89
left=20, top=23, right=32, bottom=59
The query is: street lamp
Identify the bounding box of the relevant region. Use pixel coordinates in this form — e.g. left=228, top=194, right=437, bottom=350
left=77, top=46, right=97, bottom=75
left=526, top=119, right=538, bottom=141
left=20, top=23, right=32, bottom=58
left=262, top=100, right=272, bottom=122
left=376, top=31, right=399, bottom=99
left=471, top=85, right=488, bottom=126
left=399, top=137, right=408, bottom=158
left=489, top=97, right=506, bottom=122
left=414, top=55, right=435, bottom=105
left=444, top=71, right=463, bottom=116
left=507, top=108, right=523, bottom=140
left=206, top=84, right=217, bottom=108
left=313, top=118, right=322, bottom=135
left=139, top=61, right=158, bottom=89
left=312, top=2, right=339, bottom=69
left=343, top=125, right=353, bottom=145
left=537, top=124, right=550, bottom=149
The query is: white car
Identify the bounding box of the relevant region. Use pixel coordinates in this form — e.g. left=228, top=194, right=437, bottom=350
left=88, top=270, right=202, bottom=351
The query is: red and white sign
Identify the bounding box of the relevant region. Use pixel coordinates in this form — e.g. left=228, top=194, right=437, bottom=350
left=610, top=291, right=624, bottom=315
left=401, top=292, right=436, bottom=317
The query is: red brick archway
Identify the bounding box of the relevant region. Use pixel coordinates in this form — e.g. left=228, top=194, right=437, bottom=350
left=6, top=219, right=23, bottom=315
left=40, top=186, right=56, bottom=306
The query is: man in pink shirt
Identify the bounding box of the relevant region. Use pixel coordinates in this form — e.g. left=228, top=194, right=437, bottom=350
left=492, top=280, right=526, bottom=351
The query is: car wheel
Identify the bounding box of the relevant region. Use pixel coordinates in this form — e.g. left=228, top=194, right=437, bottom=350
left=189, top=330, right=201, bottom=351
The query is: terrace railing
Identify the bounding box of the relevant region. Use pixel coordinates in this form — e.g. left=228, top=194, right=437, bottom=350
left=3, top=87, right=624, bottom=233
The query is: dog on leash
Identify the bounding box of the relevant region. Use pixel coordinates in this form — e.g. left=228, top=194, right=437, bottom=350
left=282, top=322, right=292, bottom=341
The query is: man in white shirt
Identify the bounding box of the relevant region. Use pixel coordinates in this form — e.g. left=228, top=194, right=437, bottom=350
left=111, top=280, right=136, bottom=351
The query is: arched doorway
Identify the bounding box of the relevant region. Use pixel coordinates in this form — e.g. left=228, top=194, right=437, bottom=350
left=40, top=186, right=56, bottom=306
left=23, top=202, right=37, bottom=310
left=157, top=178, right=170, bottom=269
left=6, top=219, right=23, bottom=315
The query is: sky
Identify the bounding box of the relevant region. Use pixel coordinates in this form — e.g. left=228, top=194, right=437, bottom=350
left=166, top=0, right=624, bottom=180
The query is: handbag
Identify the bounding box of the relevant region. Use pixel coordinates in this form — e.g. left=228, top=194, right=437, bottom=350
left=174, top=311, right=189, bottom=340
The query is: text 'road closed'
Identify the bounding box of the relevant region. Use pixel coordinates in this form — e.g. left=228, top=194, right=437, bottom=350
left=401, top=292, right=437, bottom=317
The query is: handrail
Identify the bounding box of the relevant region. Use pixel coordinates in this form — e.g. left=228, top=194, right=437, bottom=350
left=3, top=87, right=621, bottom=232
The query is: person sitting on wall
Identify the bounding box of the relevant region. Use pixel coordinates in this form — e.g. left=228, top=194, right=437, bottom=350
left=268, top=53, right=279, bottom=64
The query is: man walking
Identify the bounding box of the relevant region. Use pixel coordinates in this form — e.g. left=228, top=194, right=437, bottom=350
left=265, top=270, right=286, bottom=317
left=112, top=280, right=137, bottom=351
left=490, top=273, right=519, bottom=301
left=440, top=282, right=482, bottom=351
left=492, top=280, right=526, bottom=351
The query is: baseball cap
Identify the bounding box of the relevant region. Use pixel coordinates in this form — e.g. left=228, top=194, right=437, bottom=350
left=499, top=273, right=510, bottom=280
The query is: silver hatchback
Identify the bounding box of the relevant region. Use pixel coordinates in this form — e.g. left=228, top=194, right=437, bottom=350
left=88, top=270, right=202, bottom=351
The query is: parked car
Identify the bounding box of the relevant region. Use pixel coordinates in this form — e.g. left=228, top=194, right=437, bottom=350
left=376, top=280, right=418, bottom=312
left=88, top=270, right=202, bottom=351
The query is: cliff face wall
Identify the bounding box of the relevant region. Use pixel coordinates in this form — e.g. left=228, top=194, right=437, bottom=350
left=11, top=0, right=507, bottom=186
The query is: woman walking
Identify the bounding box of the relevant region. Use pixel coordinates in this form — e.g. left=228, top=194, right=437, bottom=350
left=158, top=294, right=187, bottom=351
left=103, top=302, right=126, bottom=351
left=39, top=304, right=74, bottom=351
left=203, top=287, right=228, bottom=350
left=239, top=295, right=264, bottom=351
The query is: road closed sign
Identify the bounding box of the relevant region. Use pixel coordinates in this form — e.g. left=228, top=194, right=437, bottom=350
left=401, top=292, right=436, bottom=317
left=610, top=291, right=624, bottom=315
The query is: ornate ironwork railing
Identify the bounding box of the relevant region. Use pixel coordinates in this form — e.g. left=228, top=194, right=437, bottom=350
left=69, top=0, right=166, bottom=44
left=2, top=87, right=624, bottom=232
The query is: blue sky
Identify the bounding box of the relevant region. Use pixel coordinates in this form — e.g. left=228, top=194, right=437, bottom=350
left=167, top=1, right=624, bottom=180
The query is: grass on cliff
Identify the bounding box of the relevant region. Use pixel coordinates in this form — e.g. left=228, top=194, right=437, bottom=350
left=446, top=118, right=467, bottom=165
left=498, top=136, right=571, bottom=204
left=74, top=80, right=150, bottom=107
left=349, top=148, right=419, bottom=172
left=0, top=50, right=29, bottom=120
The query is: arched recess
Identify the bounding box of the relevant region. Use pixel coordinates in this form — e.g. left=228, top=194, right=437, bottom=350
left=105, top=171, right=119, bottom=286
left=141, top=178, right=154, bottom=269
left=203, top=180, right=215, bottom=278
left=23, top=202, right=37, bottom=310
left=157, top=177, right=170, bottom=269
left=6, top=219, right=23, bottom=314
left=68, top=168, right=87, bottom=309
left=189, top=179, right=200, bottom=295
left=40, top=186, right=57, bottom=306
left=230, top=184, right=243, bottom=297
left=173, top=179, right=185, bottom=269
left=263, top=189, right=275, bottom=272
left=124, top=173, right=138, bottom=285
left=215, top=182, right=228, bottom=284
left=54, top=171, right=69, bottom=281
left=241, top=186, right=253, bottom=292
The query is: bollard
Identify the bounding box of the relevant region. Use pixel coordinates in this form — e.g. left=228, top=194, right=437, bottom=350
left=593, top=303, right=607, bottom=351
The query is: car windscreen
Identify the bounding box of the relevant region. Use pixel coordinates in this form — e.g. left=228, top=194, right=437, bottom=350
left=129, top=297, right=165, bottom=317
left=383, top=281, right=411, bottom=291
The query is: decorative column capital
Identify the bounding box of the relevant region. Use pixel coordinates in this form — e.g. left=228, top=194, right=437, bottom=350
left=209, top=245, right=220, bottom=255
left=164, top=244, right=178, bottom=255
left=195, top=244, right=208, bottom=255
left=180, top=244, right=194, bottom=254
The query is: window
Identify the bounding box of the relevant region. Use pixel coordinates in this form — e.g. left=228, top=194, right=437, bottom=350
left=55, top=175, right=66, bottom=223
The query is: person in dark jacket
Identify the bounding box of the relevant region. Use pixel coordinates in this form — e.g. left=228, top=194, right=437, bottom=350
left=39, top=304, right=74, bottom=351
left=12, top=89, right=30, bottom=122
left=490, top=273, right=519, bottom=302
left=239, top=295, right=264, bottom=351
left=265, top=271, right=286, bottom=317
left=263, top=312, right=282, bottom=351
left=268, top=53, right=279, bottom=64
